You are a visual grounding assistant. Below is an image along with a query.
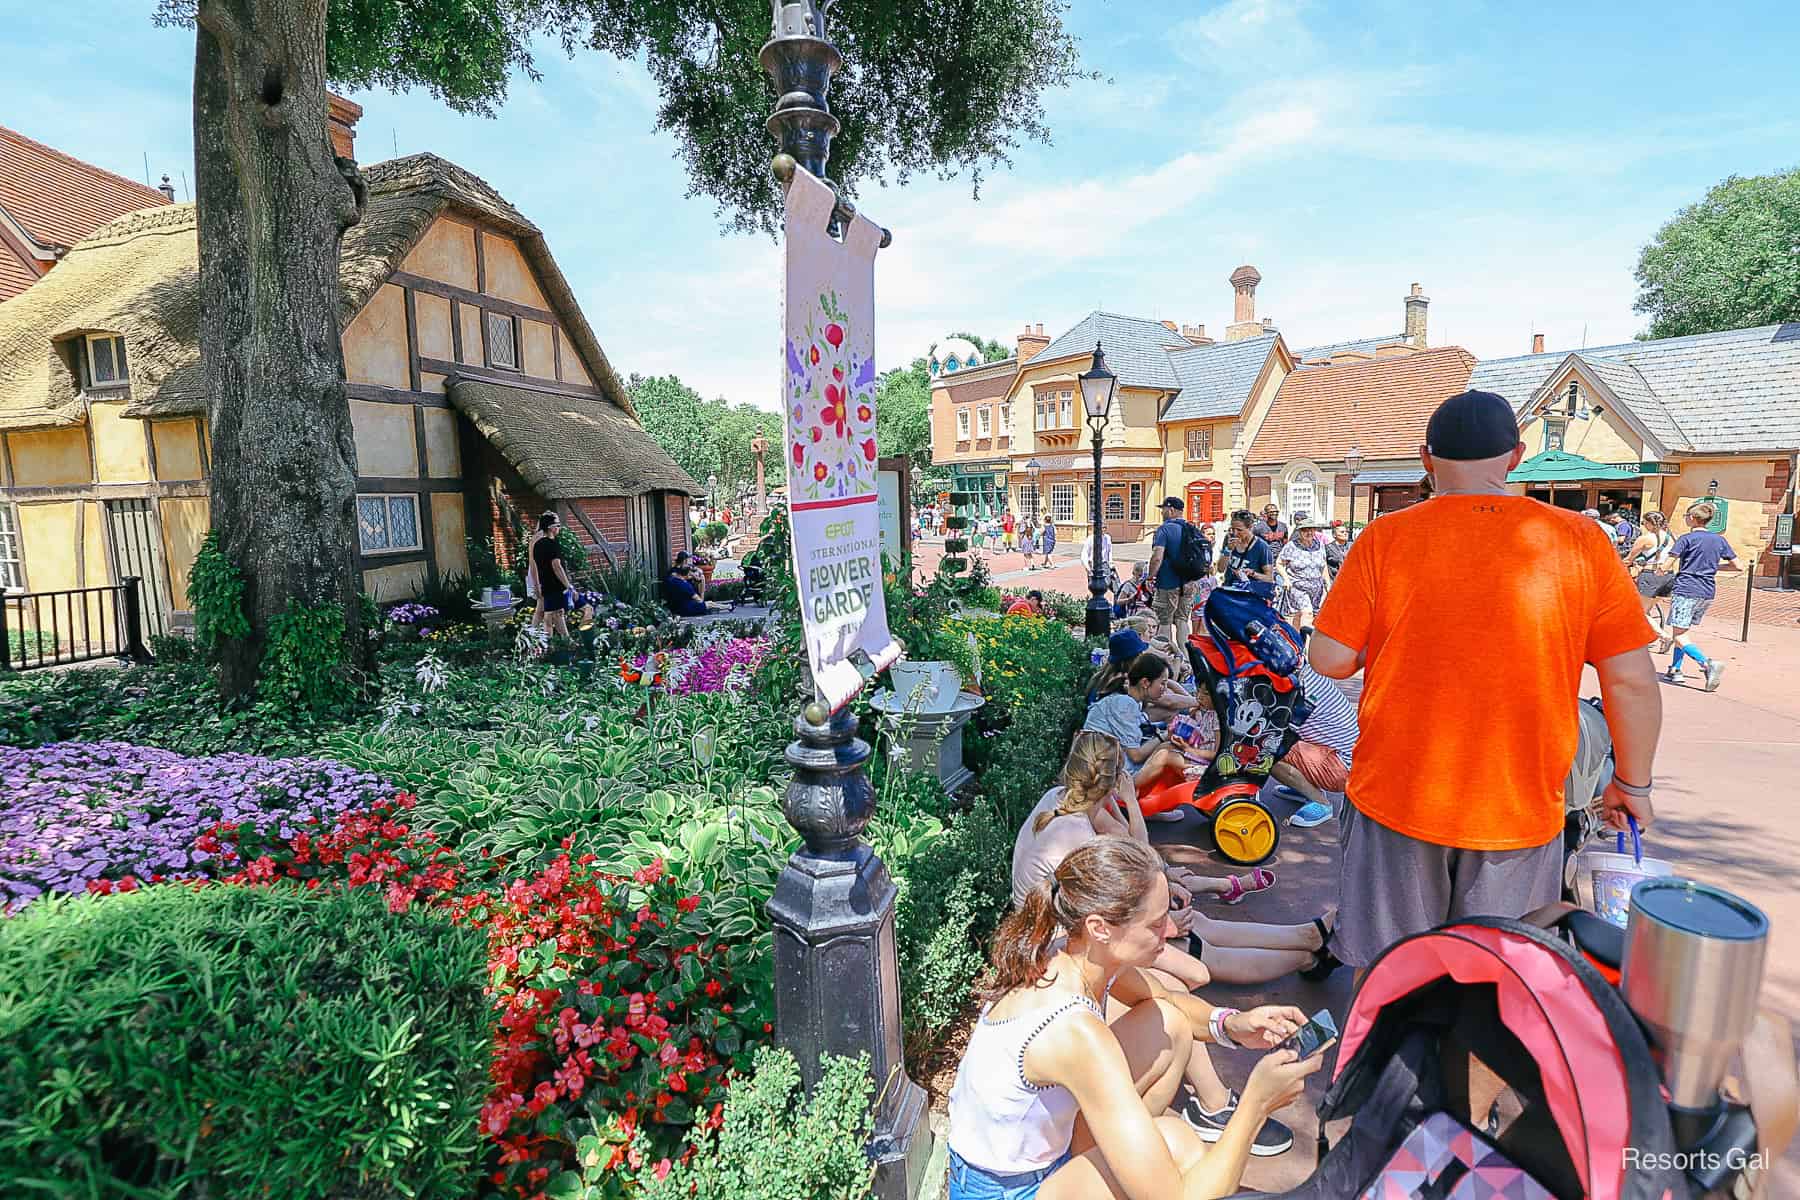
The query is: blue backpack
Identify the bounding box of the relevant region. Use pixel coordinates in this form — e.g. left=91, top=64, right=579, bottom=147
left=1202, top=583, right=1305, bottom=678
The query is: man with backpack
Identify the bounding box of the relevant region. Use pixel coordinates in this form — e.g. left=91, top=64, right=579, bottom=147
left=1147, top=495, right=1211, bottom=647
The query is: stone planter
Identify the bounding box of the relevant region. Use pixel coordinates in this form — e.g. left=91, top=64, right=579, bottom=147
left=869, top=689, right=986, bottom=794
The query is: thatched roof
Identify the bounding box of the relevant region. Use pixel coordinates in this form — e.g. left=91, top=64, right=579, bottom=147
left=449, top=378, right=698, bottom=498
left=0, top=152, right=639, bottom=429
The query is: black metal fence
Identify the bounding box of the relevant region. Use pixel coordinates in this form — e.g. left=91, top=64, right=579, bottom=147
left=0, top=577, right=152, bottom=672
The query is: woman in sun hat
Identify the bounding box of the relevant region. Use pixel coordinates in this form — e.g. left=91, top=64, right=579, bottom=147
left=1274, top=515, right=1331, bottom=635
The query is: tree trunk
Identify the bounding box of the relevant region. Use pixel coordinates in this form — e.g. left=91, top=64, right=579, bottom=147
left=193, top=0, right=366, bottom=699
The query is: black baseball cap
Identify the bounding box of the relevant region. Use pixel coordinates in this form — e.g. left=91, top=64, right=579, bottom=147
left=1160, top=495, right=1184, bottom=510
left=1425, top=390, right=1521, bottom=461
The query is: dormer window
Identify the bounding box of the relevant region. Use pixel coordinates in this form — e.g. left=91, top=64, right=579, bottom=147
left=86, top=335, right=128, bottom=389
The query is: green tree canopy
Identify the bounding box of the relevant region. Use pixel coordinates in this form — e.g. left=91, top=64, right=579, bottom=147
left=944, top=331, right=1014, bottom=363
left=626, top=375, right=779, bottom=503
left=161, top=0, right=1086, bottom=233
left=1633, top=167, right=1800, bottom=339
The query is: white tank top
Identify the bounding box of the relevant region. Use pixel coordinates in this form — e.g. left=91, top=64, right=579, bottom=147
left=946, top=979, right=1114, bottom=1173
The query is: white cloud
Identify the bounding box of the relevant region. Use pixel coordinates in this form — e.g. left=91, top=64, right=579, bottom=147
left=1172, top=0, right=1318, bottom=76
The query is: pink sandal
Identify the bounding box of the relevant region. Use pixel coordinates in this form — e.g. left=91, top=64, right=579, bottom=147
left=1218, top=869, right=1276, bottom=905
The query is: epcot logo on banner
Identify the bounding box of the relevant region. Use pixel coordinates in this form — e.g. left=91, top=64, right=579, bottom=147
left=780, top=168, right=902, bottom=710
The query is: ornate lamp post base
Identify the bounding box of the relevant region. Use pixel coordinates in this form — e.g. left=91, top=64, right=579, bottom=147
left=767, top=705, right=934, bottom=1200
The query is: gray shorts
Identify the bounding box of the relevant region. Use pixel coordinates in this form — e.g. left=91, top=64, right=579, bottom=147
left=1334, top=802, right=1564, bottom=968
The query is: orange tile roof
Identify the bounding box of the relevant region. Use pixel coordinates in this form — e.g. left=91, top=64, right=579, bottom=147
left=1246, top=346, right=1477, bottom=466
left=0, top=244, right=37, bottom=301
left=0, top=124, right=169, bottom=266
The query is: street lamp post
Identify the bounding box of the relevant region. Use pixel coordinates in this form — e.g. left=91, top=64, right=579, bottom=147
left=759, top=6, right=931, bottom=1200
left=1078, top=343, right=1117, bottom=638
left=1344, top=444, right=1364, bottom=532
left=1026, top=458, right=1042, bottom=523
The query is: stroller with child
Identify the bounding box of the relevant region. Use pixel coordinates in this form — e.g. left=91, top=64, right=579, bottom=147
left=1136, top=582, right=1313, bottom=866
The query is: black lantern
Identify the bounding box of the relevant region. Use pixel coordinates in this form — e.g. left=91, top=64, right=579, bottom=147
left=1078, top=343, right=1117, bottom=638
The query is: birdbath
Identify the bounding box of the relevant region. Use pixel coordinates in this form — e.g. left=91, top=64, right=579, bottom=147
left=868, top=688, right=987, bottom=795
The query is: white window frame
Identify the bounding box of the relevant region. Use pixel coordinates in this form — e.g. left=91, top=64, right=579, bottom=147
left=1104, top=490, right=1125, bottom=521
left=977, top=407, right=992, bottom=437
left=1186, top=427, right=1212, bottom=461
left=1019, top=482, right=1039, bottom=521
left=356, top=493, right=423, bottom=555
left=1050, top=482, right=1076, bottom=523
left=0, top=504, right=23, bottom=591
left=85, top=334, right=129, bottom=389
left=1059, top=390, right=1074, bottom=428
left=1128, top=482, right=1144, bottom=522
left=998, top=404, right=1011, bottom=435
left=957, top=409, right=971, bottom=440
left=1544, top=416, right=1566, bottom=452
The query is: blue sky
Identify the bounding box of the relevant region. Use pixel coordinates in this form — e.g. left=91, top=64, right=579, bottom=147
left=8, top=1, right=1800, bottom=406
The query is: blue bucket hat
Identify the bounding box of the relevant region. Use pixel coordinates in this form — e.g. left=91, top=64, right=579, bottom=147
left=1107, top=628, right=1149, bottom=664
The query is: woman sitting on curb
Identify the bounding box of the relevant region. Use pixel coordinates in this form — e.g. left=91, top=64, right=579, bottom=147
left=1015, top=733, right=1339, bottom=994
left=946, top=837, right=1325, bottom=1198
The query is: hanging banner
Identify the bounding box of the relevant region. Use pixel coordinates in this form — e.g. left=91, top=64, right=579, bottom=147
left=781, top=168, right=903, bottom=710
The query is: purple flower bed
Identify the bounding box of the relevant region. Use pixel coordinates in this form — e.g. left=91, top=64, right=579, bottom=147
left=632, top=637, right=768, bottom=695
left=1, top=742, right=387, bottom=910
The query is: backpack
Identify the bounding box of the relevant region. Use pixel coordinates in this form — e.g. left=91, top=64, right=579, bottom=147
left=1170, top=520, right=1210, bottom=582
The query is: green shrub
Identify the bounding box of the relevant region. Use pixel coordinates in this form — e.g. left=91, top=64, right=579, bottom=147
left=624, top=1048, right=874, bottom=1200
left=0, top=883, right=489, bottom=1200
left=259, top=599, right=360, bottom=716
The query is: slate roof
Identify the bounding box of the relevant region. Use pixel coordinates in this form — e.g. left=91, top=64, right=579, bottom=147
left=1032, top=311, right=1286, bottom=422
left=449, top=379, right=698, bottom=498
left=1351, top=467, right=1426, bottom=485
left=1465, top=324, right=1800, bottom=454
left=0, top=125, right=170, bottom=302
left=0, top=153, right=636, bottom=430
left=1246, top=346, right=1477, bottom=466
left=1163, top=333, right=1281, bottom=421
left=1293, top=333, right=1408, bottom=364
left=1034, top=312, right=1189, bottom=390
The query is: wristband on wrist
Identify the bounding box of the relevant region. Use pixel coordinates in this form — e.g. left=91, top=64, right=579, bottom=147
left=1210, top=1007, right=1241, bottom=1048
left=1612, top=775, right=1653, bottom=799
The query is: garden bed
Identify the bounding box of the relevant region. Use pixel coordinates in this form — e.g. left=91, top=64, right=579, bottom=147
left=0, top=523, right=1095, bottom=1197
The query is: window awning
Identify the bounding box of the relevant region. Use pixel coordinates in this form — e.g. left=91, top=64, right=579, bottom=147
left=1350, top=468, right=1426, bottom=486
left=1506, top=450, right=1641, bottom=484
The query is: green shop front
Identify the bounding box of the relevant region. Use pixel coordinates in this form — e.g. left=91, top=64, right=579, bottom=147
left=950, top=460, right=1009, bottom=518
left=1507, top=450, right=1669, bottom=513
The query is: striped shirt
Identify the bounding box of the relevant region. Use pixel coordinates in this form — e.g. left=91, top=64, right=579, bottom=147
left=1296, top=663, right=1359, bottom=769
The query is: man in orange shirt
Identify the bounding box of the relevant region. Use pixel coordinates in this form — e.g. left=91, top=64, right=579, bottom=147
left=1309, top=389, right=1662, bottom=969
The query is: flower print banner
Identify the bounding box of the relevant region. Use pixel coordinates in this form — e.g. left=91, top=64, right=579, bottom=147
left=781, top=169, right=902, bottom=710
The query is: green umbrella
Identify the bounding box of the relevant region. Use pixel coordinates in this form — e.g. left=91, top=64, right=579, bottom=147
left=1507, top=450, right=1641, bottom=483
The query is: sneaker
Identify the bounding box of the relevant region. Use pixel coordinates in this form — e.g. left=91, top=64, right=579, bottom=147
left=1177, top=1089, right=1294, bottom=1156
left=1289, top=800, right=1334, bottom=828
left=1704, top=660, right=1726, bottom=692
left=1661, top=668, right=1683, bottom=684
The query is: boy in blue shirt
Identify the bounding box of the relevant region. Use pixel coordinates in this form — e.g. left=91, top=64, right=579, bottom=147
left=1663, top=501, right=1738, bottom=692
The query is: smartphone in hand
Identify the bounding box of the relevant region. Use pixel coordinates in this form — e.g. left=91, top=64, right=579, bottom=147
left=1278, top=1009, right=1339, bottom=1060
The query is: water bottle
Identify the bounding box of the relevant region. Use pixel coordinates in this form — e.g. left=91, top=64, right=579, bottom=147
left=1244, top=620, right=1267, bottom=642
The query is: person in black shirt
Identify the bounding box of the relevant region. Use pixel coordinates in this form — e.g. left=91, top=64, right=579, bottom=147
left=530, top=512, right=574, bottom=637
left=664, top=565, right=709, bottom=617
left=1324, top=522, right=1351, bottom=578
left=1252, top=503, right=1289, bottom=548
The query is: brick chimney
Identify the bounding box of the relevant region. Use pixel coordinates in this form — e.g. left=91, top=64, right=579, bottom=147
left=1225, top=264, right=1264, bottom=342
left=1404, top=282, right=1429, bottom=348
left=1532, top=332, right=1545, bottom=354
left=1016, top=322, right=1050, bottom=363
left=328, top=93, right=364, bottom=160
left=1180, top=323, right=1213, bottom=346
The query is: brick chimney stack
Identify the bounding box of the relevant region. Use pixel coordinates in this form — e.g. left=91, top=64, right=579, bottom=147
left=1016, top=322, right=1050, bottom=363
left=1404, top=282, right=1429, bottom=348
left=1180, top=324, right=1212, bottom=346
left=1225, top=264, right=1264, bottom=342
left=328, top=93, right=364, bottom=160
left=1532, top=332, right=1545, bottom=354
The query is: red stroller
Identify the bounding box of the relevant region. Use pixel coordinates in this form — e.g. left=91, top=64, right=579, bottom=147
left=1237, top=918, right=1689, bottom=1199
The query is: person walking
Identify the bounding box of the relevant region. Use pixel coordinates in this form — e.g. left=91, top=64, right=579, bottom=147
left=1002, top=507, right=1017, bottom=552
left=1627, top=511, right=1678, bottom=643
left=1253, top=504, right=1289, bottom=549
left=1146, top=496, right=1205, bottom=647
left=1019, top=521, right=1038, bottom=563
left=1082, top=528, right=1116, bottom=590
left=1274, top=517, right=1331, bottom=635
left=1324, top=523, right=1351, bottom=579
left=1040, top=519, right=1058, bottom=569
left=1662, top=501, right=1738, bottom=691
left=1309, top=389, right=1662, bottom=974
left=1219, top=511, right=1275, bottom=588
left=531, top=511, right=574, bottom=639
